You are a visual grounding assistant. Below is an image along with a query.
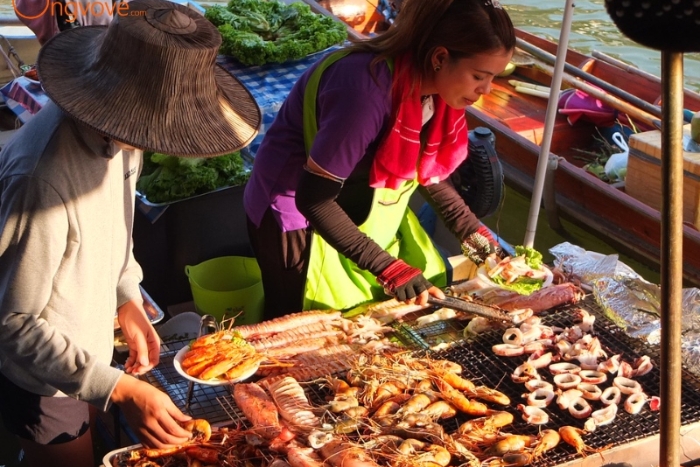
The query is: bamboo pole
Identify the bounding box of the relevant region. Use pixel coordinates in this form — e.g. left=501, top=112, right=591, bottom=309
left=592, top=50, right=698, bottom=122
left=522, top=0, right=575, bottom=248
left=531, top=57, right=662, bottom=129
left=658, top=50, right=684, bottom=467
left=516, top=37, right=672, bottom=121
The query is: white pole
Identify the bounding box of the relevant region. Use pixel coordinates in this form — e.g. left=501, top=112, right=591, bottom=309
left=522, top=0, right=576, bottom=247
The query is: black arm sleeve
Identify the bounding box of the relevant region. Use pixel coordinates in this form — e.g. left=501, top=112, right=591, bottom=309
left=420, top=178, right=481, bottom=241
left=296, top=170, right=396, bottom=276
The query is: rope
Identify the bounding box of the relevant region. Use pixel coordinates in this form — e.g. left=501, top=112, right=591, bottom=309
left=0, top=35, right=24, bottom=81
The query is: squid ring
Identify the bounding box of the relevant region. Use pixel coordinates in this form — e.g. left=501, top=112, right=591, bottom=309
left=600, top=386, right=622, bottom=406
left=568, top=397, right=592, bottom=419
left=553, top=373, right=582, bottom=390
left=613, top=376, right=643, bottom=395
left=526, top=388, right=555, bottom=408
left=624, top=392, right=648, bottom=415
left=579, top=370, right=607, bottom=385
left=577, top=382, right=602, bottom=401
left=524, top=379, right=554, bottom=393
left=493, top=343, right=525, bottom=357
left=502, top=328, right=523, bottom=346
left=549, top=362, right=581, bottom=375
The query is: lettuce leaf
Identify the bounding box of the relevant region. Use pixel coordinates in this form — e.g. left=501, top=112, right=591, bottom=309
left=515, top=245, right=543, bottom=270
left=137, top=151, right=249, bottom=204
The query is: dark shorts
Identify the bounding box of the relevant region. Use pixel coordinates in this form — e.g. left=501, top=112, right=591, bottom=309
left=247, top=209, right=311, bottom=320
left=0, top=372, right=90, bottom=445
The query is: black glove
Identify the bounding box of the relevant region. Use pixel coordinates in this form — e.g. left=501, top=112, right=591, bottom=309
left=461, top=225, right=502, bottom=265
left=376, top=259, right=433, bottom=301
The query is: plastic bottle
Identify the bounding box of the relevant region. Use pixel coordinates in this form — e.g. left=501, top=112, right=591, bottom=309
left=691, top=110, right=700, bottom=144
left=604, top=131, right=629, bottom=181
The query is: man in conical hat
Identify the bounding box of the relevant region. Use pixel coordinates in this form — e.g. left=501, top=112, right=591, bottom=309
left=0, top=1, right=260, bottom=466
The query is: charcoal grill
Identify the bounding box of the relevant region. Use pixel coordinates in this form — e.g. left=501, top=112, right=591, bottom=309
left=146, top=297, right=700, bottom=467
left=146, top=318, right=427, bottom=424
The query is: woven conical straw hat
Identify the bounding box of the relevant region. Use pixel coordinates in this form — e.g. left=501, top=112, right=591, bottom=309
left=37, top=0, right=261, bottom=157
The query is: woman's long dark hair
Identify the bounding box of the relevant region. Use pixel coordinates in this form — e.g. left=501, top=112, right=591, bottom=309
left=348, top=0, right=515, bottom=78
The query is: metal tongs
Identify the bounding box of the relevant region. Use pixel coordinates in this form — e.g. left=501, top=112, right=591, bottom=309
left=184, top=314, right=219, bottom=412
left=427, top=295, right=514, bottom=323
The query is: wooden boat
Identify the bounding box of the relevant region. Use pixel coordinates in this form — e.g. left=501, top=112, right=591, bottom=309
left=305, top=0, right=700, bottom=287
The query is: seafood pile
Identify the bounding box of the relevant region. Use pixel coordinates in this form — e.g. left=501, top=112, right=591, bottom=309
left=111, top=419, right=249, bottom=467
left=235, top=310, right=403, bottom=381
left=492, top=307, right=658, bottom=432
left=177, top=310, right=402, bottom=383
left=180, top=331, right=261, bottom=382
left=224, top=353, right=577, bottom=467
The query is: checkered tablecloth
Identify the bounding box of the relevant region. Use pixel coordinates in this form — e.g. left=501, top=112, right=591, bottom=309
left=216, top=46, right=340, bottom=155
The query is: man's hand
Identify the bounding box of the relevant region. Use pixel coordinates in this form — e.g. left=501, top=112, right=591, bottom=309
left=117, top=298, right=160, bottom=375
left=111, top=375, right=192, bottom=448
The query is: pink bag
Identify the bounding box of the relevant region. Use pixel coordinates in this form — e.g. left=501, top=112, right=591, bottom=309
left=557, top=88, right=617, bottom=126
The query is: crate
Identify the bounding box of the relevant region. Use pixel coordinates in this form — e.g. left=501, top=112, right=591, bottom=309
left=626, top=125, right=700, bottom=229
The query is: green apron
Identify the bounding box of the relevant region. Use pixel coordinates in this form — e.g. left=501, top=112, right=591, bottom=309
left=301, top=50, right=446, bottom=311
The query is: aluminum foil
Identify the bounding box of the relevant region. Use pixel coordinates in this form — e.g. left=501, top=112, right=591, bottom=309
left=550, top=242, right=700, bottom=356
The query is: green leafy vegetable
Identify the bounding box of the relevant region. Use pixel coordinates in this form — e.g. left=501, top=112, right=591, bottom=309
left=137, top=152, right=249, bottom=204
left=491, top=275, right=543, bottom=296
left=205, top=0, right=347, bottom=66
left=514, top=245, right=543, bottom=270
left=486, top=245, right=545, bottom=295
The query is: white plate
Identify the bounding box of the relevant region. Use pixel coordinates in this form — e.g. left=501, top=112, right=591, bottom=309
left=173, top=345, right=259, bottom=386
left=103, top=443, right=141, bottom=467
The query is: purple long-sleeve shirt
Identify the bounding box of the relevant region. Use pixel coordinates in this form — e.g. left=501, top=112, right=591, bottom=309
left=244, top=52, right=393, bottom=232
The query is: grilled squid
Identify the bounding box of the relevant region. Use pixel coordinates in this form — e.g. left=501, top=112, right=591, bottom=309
left=525, top=379, right=554, bottom=393
left=577, top=383, right=602, bottom=401
left=584, top=403, right=618, bottom=432
left=553, top=373, right=582, bottom=390
left=517, top=404, right=549, bottom=425
left=493, top=343, right=525, bottom=357
left=624, top=392, right=649, bottom=415
left=556, top=388, right=583, bottom=410
left=549, top=362, right=581, bottom=375
left=600, top=386, right=622, bottom=406
left=579, top=370, right=607, bottom=385
left=511, top=362, right=539, bottom=384
left=613, top=376, right=643, bottom=395
left=568, top=397, right=592, bottom=419
left=525, top=388, right=555, bottom=408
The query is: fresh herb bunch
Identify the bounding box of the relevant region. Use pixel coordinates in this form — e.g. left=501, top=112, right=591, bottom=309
left=137, top=151, right=250, bottom=204
left=205, top=0, right=347, bottom=66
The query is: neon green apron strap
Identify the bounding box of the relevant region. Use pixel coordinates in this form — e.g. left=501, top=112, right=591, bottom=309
left=303, top=49, right=353, bottom=155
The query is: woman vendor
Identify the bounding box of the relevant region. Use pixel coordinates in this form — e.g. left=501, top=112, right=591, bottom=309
left=244, top=0, right=515, bottom=319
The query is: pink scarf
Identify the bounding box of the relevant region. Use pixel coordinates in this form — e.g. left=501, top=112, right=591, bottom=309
left=370, top=54, right=469, bottom=189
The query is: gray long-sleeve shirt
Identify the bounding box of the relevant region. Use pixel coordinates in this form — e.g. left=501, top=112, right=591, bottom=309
left=0, top=101, right=143, bottom=411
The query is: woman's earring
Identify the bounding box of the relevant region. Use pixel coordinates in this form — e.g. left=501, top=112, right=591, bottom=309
left=434, top=65, right=441, bottom=72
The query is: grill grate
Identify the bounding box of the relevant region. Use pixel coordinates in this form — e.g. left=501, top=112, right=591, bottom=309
left=144, top=296, right=700, bottom=467
left=147, top=321, right=425, bottom=426
left=423, top=296, right=700, bottom=467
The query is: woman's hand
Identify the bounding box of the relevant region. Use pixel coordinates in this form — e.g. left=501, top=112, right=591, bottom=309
left=461, top=225, right=503, bottom=264
left=111, top=374, right=192, bottom=448
left=413, top=285, right=446, bottom=306
left=377, top=259, right=446, bottom=304
left=117, top=299, right=160, bottom=375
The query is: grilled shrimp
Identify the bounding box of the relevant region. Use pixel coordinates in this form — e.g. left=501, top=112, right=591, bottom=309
left=558, top=426, right=599, bottom=457
left=530, top=429, right=561, bottom=461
